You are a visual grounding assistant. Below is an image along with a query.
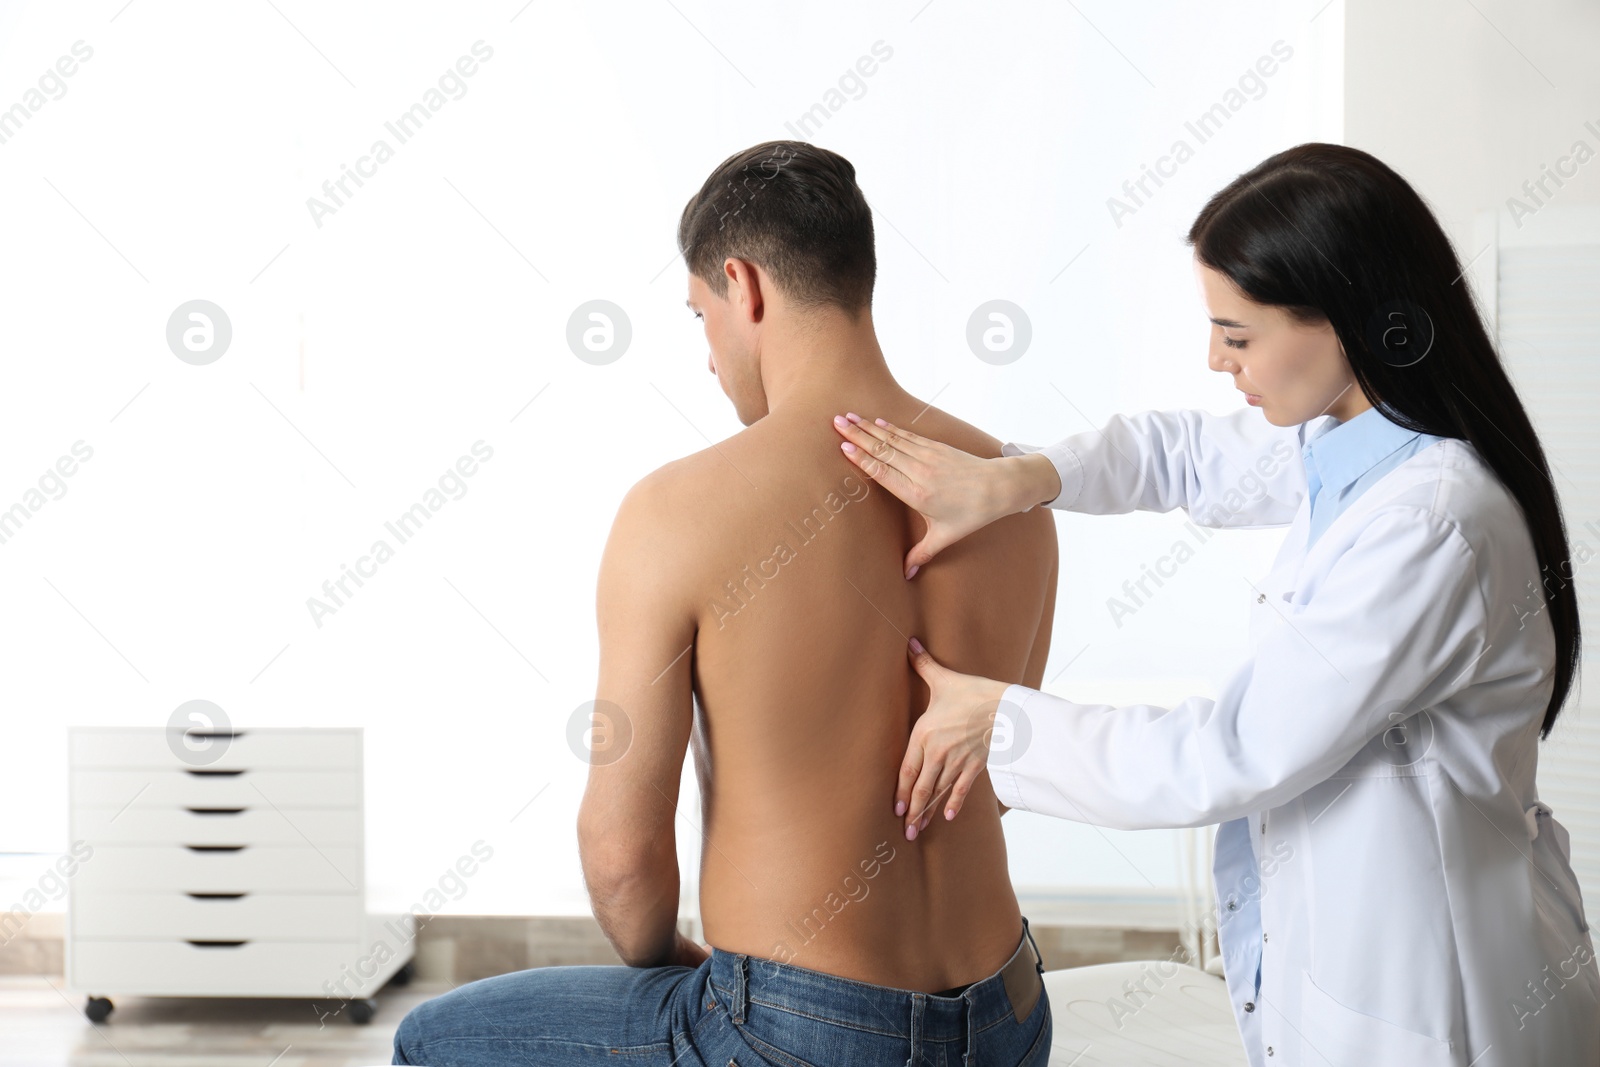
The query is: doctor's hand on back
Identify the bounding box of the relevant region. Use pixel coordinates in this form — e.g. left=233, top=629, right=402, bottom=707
left=831, top=412, right=1062, bottom=579
left=831, top=412, right=1062, bottom=841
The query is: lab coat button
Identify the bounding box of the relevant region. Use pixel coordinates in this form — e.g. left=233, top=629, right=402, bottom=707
left=1256, top=592, right=1266, bottom=603
left=1263, top=933, right=1269, bottom=942
left=1226, top=899, right=1237, bottom=911
left=1244, top=1001, right=1255, bottom=1012
left=1267, top=1047, right=1274, bottom=1056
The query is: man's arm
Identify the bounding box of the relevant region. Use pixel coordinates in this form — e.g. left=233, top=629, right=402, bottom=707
left=576, top=471, right=699, bottom=967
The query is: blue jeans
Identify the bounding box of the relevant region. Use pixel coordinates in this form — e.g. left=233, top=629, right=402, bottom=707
left=393, top=916, right=1051, bottom=1066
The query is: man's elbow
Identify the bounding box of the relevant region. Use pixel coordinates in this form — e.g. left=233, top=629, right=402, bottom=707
left=577, top=816, right=673, bottom=898
left=580, top=850, right=662, bottom=903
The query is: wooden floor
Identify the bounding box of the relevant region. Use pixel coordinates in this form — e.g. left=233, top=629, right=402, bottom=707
left=0, top=976, right=436, bottom=1067
left=0, top=910, right=1197, bottom=1064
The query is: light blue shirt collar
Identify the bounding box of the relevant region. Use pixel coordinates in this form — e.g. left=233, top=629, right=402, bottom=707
left=1302, top=405, right=1424, bottom=500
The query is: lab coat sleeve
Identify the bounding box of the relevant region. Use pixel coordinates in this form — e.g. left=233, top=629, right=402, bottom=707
left=986, top=506, right=1491, bottom=830
left=1000, top=406, right=1312, bottom=529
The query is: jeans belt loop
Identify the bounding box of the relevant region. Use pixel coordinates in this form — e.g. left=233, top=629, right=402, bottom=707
left=962, top=986, right=977, bottom=1067
left=904, top=991, right=924, bottom=1067
left=733, top=953, right=747, bottom=1024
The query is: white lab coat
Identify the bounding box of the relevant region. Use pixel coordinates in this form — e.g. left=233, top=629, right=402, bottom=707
left=991, top=407, right=1599, bottom=1066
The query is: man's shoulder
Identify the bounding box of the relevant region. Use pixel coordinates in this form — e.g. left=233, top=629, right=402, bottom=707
left=599, top=457, right=723, bottom=615
left=897, top=404, right=1005, bottom=459
left=608, top=443, right=756, bottom=556
left=613, top=452, right=714, bottom=526
left=632, top=426, right=769, bottom=498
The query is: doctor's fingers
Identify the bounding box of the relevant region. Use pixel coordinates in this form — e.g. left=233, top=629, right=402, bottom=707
left=942, top=763, right=983, bottom=823
left=895, top=718, right=947, bottom=838
left=835, top=414, right=937, bottom=458
left=904, top=747, right=964, bottom=840
left=838, top=436, right=915, bottom=495
left=900, top=745, right=940, bottom=840
left=895, top=735, right=926, bottom=824
left=834, top=414, right=944, bottom=481
left=835, top=418, right=927, bottom=496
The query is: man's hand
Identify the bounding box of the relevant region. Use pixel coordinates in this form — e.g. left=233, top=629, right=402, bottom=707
left=668, top=932, right=712, bottom=968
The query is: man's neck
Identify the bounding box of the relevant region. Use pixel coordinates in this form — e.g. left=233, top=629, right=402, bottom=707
left=758, top=312, right=905, bottom=414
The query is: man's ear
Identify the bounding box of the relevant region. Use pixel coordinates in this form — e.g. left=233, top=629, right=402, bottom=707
left=723, top=257, right=765, bottom=325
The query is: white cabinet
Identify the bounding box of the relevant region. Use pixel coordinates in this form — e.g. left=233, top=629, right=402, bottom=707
left=66, top=727, right=413, bottom=1024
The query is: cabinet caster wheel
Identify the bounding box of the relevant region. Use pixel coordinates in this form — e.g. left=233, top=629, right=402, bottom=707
left=85, top=996, right=114, bottom=1023
left=388, top=960, right=415, bottom=988
left=348, top=999, right=376, bottom=1025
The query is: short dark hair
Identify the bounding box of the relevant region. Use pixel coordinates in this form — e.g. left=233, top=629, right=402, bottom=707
left=677, top=140, right=875, bottom=314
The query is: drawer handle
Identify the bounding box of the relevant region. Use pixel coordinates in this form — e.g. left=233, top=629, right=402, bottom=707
left=185, top=769, right=245, bottom=777
left=186, top=892, right=248, bottom=900
left=185, top=807, right=247, bottom=815
left=184, top=844, right=247, bottom=852
left=186, top=940, right=248, bottom=948
left=184, top=730, right=245, bottom=740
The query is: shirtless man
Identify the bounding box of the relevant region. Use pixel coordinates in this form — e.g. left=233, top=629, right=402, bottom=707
left=393, top=141, right=1060, bottom=1067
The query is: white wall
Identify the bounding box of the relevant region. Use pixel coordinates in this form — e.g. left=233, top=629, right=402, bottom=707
left=0, top=0, right=1339, bottom=917
left=1344, top=0, right=1600, bottom=908
left=1345, top=0, right=1600, bottom=267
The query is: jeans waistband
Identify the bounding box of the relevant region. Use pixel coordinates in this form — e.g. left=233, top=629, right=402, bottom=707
left=708, top=915, right=1044, bottom=1047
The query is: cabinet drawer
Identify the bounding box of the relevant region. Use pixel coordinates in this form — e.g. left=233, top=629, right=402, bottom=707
left=71, top=892, right=363, bottom=940
left=70, top=939, right=373, bottom=997
left=71, top=728, right=360, bottom=771
left=72, top=769, right=360, bottom=808
left=74, top=845, right=362, bottom=893
left=71, top=805, right=361, bottom=846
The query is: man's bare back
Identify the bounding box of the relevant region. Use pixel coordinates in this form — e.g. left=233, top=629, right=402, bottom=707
left=648, top=385, right=1058, bottom=992
left=408, top=139, right=1057, bottom=1066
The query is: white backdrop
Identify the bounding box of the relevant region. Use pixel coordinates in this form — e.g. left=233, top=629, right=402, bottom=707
left=0, top=0, right=1342, bottom=916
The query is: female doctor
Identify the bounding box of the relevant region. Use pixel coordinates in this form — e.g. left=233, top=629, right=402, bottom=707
left=831, top=143, right=1597, bottom=1066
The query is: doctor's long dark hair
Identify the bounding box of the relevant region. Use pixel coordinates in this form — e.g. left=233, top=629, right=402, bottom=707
left=1187, top=142, right=1579, bottom=741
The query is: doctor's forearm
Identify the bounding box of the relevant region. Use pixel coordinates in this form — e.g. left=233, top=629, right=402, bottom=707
left=1001, top=452, right=1064, bottom=512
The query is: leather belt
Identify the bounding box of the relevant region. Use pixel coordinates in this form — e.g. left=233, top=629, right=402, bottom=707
left=1000, top=924, right=1045, bottom=1022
